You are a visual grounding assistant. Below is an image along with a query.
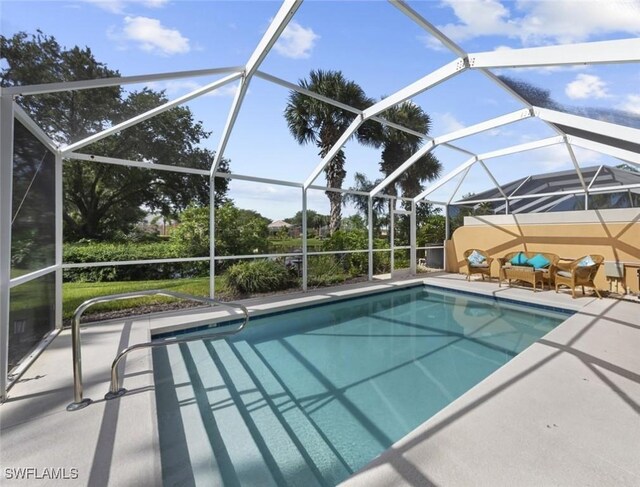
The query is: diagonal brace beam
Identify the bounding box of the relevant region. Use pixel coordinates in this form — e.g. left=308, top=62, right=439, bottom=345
left=210, top=0, right=302, bottom=175
left=304, top=58, right=466, bottom=189
left=61, top=72, right=242, bottom=155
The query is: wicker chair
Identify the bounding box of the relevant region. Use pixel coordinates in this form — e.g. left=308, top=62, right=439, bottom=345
left=463, top=249, right=494, bottom=281
left=555, top=255, right=604, bottom=299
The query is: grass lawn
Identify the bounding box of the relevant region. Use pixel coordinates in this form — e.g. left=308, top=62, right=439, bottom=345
left=268, top=237, right=323, bottom=250
left=62, top=276, right=228, bottom=320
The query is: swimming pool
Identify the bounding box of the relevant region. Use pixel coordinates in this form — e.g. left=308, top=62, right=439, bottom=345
left=153, top=285, right=571, bottom=486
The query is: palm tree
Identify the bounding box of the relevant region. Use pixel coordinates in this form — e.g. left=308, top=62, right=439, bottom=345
left=344, top=172, right=388, bottom=236
left=285, top=70, right=381, bottom=234
left=378, top=101, right=442, bottom=209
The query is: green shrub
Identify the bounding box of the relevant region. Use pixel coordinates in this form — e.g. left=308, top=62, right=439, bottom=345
left=307, top=254, right=349, bottom=287
left=62, top=241, right=208, bottom=282
left=226, top=260, right=296, bottom=295
left=169, top=203, right=271, bottom=271
left=320, top=230, right=391, bottom=276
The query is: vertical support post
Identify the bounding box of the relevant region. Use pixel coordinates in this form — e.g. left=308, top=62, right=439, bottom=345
left=410, top=200, right=416, bottom=275
left=505, top=198, right=509, bottom=215
left=444, top=204, right=450, bottom=272
left=302, top=188, right=308, bottom=291
left=55, top=152, right=63, bottom=328
left=367, top=196, right=373, bottom=280
left=390, top=197, right=395, bottom=274
left=209, top=175, right=215, bottom=299
left=565, top=140, right=588, bottom=210
left=0, top=95, right=14, bottom=402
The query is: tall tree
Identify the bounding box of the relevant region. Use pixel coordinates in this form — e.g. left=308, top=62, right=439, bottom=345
left=1, top=31, right=229, bottom=240
left=378, top=101, right=442, bottom=208
left=344, top=172, right=387, bottom=236
left=284, top=69, right=381, bottom=234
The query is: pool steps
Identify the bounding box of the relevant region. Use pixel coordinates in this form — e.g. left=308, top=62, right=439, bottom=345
left=155, top=339, right=350, bottom=486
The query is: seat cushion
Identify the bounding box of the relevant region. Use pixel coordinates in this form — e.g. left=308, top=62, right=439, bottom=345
left=467, top=250, right=486, bottom=266
left=556, top=270, right=572, bottom=278
left=578, top=255, right=596, bottom=267
left=470, top=262, right=489, bottom=268
left=510, top=252, right=529, bottom=266
left=528, top=253, right=551, bottom=269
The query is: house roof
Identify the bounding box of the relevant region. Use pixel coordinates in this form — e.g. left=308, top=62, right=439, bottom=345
left=455, top=165, right=640, bottom=213
left=268, top=220, right=292, bottom=229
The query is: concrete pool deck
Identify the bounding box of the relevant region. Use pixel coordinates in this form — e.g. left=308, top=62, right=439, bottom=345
left=1, top=273, right=639, bottom=486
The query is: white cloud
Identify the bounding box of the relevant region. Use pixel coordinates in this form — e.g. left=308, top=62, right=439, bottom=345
left=229, top=180, right=307, bottom=220
left=531, top=144, right=601, bottom=172
left=417, top=34, right=449, bottom=52
left=428, top=0, right=640, bottom=48
left=86, top=0, right=168, bottom=14
left=116, top=16, right=190, bottom=55
left=274, top=21, right=319, bottom=59
left=565, top=74, right=609, bottom=100
left=433, top=112, right=465, bottom=135
left=618, top=94, right=640, bottom=114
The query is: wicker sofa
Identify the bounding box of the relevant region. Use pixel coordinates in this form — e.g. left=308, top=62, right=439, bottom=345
left=498, top=251, right=560, bottom=290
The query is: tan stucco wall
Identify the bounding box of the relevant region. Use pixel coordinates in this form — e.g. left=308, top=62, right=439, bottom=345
left=446, top=209, right=640, bottom=293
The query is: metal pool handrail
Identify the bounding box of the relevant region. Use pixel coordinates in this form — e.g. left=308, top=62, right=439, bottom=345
left=67, top=290, right=249, bottom=411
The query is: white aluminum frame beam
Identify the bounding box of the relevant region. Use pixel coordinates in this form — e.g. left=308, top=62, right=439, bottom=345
left=390, top=1, right=465, bottom=56
left=2, top=66, right=243, bottom=97
left=13, top=104, right=59, bottom=153
left=569, top=137, right=640, bottom=168
left=210, top=0, right=302, bottom=175
left=370, top=108, right=531, bottom=197
left=587, top=165, right=605, bottom=191
left=68, top=152, right=305, bottom=188
left=390, top=0, right=625, bottom=168
left=361, top=59, right=466, bottom=120
left=479, top=135, right=564, bottom=160
left=478, top=160, right=508, bottom=200
left=413, top=156, right=478, bottom=203
left=0, top=95, right=14, bottom=402
left=67, top=152, right=210, bottom=176
left=304, top=58, right=467, bottom=189
left=256, top=70, right=475, bottom=160
left=54, top=152, right=63, bottom=328
left=536, top=107, right=640, bottom=146
left=303, top=117, right=363, bottom=188
left=564, top=140, right=589, bottom=207
left=435, top=108, right=532, bottom=146
left=509, top=175, right=531, bottom=197
left=61, top=72, right=243, bottom=155
left=455, top=183, right=640, bottom=205
left=413, top=135, right=563, bottom=203
left=447, top=167, right=472, bottom=205
left=370, top=141, right=435, bottom=197
left=469, top=38, right=640, bottom=69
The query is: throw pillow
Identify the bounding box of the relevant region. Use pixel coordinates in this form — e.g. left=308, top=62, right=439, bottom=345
left=467, top=250, right=486, bottom=266
left=578, top=255, right=596, bottom=267
left=528, top=253, right=550, bottom=269
left=510, top=252, right=529, bottom=266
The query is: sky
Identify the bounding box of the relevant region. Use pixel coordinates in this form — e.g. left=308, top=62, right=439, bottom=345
left=2, top=0, right=640, bottom=220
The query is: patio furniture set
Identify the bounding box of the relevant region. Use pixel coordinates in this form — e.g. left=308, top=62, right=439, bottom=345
left=464, top=249, right=604, bottom=298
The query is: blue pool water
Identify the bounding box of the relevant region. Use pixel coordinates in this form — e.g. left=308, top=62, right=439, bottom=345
left=153, top=286, right=570, bottom=486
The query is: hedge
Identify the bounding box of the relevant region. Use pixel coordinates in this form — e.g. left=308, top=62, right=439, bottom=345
left=63, top=242, right=208, bottom=282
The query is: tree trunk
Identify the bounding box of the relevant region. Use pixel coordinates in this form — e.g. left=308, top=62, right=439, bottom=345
left=327, top=190, right=342, bottom=235
left=324, top=149, right=346, bottom=235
